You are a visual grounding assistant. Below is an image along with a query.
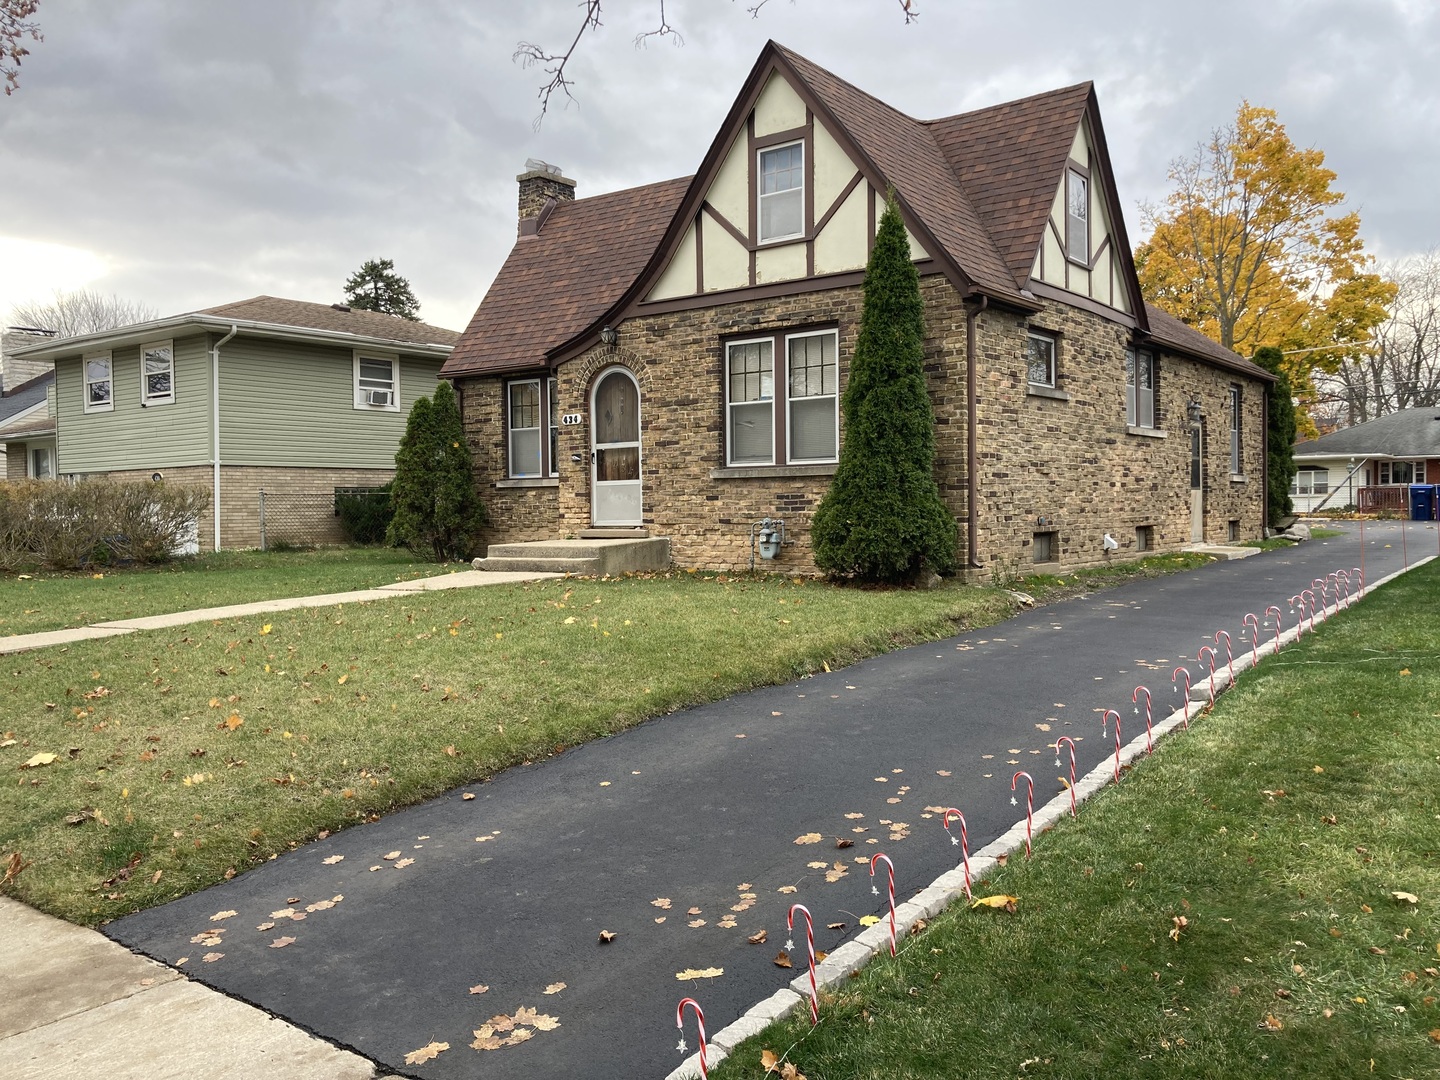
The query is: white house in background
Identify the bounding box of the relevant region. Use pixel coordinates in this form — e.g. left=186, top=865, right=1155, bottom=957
left=1291, top=407, right=1440, bottom=515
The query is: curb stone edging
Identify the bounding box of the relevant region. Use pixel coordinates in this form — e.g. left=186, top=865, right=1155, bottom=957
left=663, top=555, right=1433, bottom=1079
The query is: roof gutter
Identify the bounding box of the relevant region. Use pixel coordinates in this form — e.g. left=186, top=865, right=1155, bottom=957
left=965, top=294, right=989, bottom=570
left=211, top=324, right=238, bottom=552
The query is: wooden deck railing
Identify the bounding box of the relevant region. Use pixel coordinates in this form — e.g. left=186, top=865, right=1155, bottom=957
left=1357, top=485, right=1412, bottom=513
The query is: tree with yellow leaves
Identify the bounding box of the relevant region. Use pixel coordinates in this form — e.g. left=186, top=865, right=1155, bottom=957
left=1136, top=103, right=1394, bottom=426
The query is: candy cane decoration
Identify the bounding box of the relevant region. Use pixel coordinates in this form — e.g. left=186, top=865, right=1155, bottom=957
left=1265, top=605, right=1283, bottom=652
left=941, top=808, right=972, bottom=898
left=1312, top=577, right=1330, bottom=611
left=1352, top=565, right=1364, bottom=600
left=1170, top=667, right=1192, bottom=729
left=1198, top=646, right=1218, bottom=706
left=1054, top=737, right=1078, bottom=817
left=787, top=904, right=819, bottom=1024
left=1100, top=709, right=1123, bottom=780
left=1214, top=630, right=1234, bottom=683
left=675, top=998, right=708, bottom=1076
left=869, top=853, right=897, bottom=956
left=1288, top=595, right=1305, bottom=639
left=1132, top=686, right=1154, bottom=754
left=1301, top=589, right=1317, bottom=632
left=1010, top=771, right=1035, bottom=857
left=1242, top=613, right=1261, bottom=667
left=1335, top=570, right=1350, bottom=609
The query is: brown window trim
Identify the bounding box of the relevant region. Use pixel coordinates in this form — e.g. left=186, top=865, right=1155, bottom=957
left=1064, top=159, right=1091, bottom=268
left=504, top=374, right=560, bottom=480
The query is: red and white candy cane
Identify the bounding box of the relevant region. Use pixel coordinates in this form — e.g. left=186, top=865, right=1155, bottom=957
left=675, top=998, right=708, bottom=1077
left=787, top=903, right=819, bottom=1024
left=1265, top=605, right=1284, bottom=651
left=1054, top=737, right=1078, bottom=817
left=1312, top=577, right=1330, bottom=611
left=1335, top=570, right=1351, bottom=609
left=1288, top=595, right=1307, bottom=638
left=1198, top=646, right=1218, bottom=706
left=1330, top=571, right=1347, bottom=610
left=869, top=853, right=897, bottom=956
left=1352, top=565, right=1364, bottom=600
left=1010, top=771, right=1035, bottom=856
left=1301, top=589, right=1317, bottom=632
left=1132, top=686, right=1154, bottom=754
left=1170, top=667, right=1192, bottom=729
left=1242, top=613, right=1261, bottom=667
left=1214, top=630, right=1234, bottom=683
left=1101, top=709, right=1123, bottom=780
left=941, top=808, right=972, bottom=898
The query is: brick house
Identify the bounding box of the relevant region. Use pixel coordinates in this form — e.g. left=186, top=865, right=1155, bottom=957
left=444, top=41, right=1275, bottom=576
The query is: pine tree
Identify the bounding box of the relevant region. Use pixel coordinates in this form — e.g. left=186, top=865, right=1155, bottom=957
left=811, top=195, right=957, bottom=581
left=387, top=383, right=485, bottom=560
left=343, top=258, right=422, bottom=321
left=1253, top=346, right=1297, bottom=524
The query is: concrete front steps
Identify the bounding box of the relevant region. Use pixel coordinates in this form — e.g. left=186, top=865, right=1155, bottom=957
left=1183, top=542, right=1260, bottom=561
left=471, top=537, right=671, bottom=576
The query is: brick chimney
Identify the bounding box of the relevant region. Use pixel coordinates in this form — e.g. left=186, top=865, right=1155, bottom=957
left=517, top=161, right=576, bottom=235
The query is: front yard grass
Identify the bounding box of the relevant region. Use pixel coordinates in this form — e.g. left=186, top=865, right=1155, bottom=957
left=711, top=561, right=1440, bottom=1079
left=0, top=573, right=1018, bottom=925
left=1, top=548, right=442, bottom=636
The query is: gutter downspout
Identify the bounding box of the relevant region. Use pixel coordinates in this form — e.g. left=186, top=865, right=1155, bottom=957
left=211, top=325, right=238, bottom=552
left=965, top=295, right=988, bottom=570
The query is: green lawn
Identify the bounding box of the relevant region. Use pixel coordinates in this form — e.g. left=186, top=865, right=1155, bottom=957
left=0, top=572, right=1018, bottom=925
left=1, top=548, right=443, bottom=636
left=713, top=562, right=1440, bottom=1079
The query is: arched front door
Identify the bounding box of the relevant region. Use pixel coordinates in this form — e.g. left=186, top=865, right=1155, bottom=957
left=591, top=367, right=642, bottom=527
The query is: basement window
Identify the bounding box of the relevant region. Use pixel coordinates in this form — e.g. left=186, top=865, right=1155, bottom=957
left=1033, top=531, right=1058, bottom=564
left=1135, top=525, right=1154, bottom=552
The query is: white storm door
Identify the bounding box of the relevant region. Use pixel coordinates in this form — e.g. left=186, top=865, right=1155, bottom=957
left=591, top=368, right=642, bottom=527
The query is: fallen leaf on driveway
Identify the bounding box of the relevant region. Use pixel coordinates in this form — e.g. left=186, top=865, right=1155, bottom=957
left=773, top=951, right=792, bottom=968
left=675, top=967, right=724, bottom=980
left=688, top=919, right=706, bottom=928
left=530, top=1013, right=560, bottom=1031
left=393, top=858, right=414, bottom=869
left=598, top=930, right=617, bottom=944
left=777, top=885, right=797, bottom=894
left=269, top=936, right=295, bottom=949
left=210, top=910, right=237, bottom=922
left=202, top=952, right=224, bottom=963
left=469, top=983, right=489, bottom=995
left=487, top=1014, right=516, bottom=1032
left=652, top=897, right=672, bottom=909
left=256, top=922, right=275, bottom=931
left=382, top=851, right=401, bottom=860
left=748, top=929, right=768, bottom=944
left=322, top=855, right=344, bottom=865
left=305, top=900, right=335, bottom=912
left=688, top=906, right=703, bottom=915
left=936, top=770, right=952, bottom=776
left=859, top=915, right=879, bottom=926
left=404, top=1042, right=448, bottom=1065
left=793, top=833, right=822, bottom=845
left=462, top=792, right=476, bottom=800
left=503, top=1029, right=534, bottom=1046
left=543, top=982, right=566, bottom=995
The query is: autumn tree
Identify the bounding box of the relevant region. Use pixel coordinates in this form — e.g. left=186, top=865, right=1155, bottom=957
left=811, top=195, right=956, bottom=583
left=1, top=0, right=41, bottom=96
left=1136, top=103, right=1394, bottom=425
left=343, top=258, right=421, bottom=321
left=8, top=289, right=158, bottom=338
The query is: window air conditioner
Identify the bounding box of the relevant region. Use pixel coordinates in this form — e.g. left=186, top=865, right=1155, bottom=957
left=365, top=389, right=393, bottom=407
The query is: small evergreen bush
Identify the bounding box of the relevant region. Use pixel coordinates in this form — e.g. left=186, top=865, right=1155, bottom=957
left=387, top=382, right=485, bottom=561
left=1253, top=346, right=1297, bottom=525
left=334, top=483, right=394, bottom=545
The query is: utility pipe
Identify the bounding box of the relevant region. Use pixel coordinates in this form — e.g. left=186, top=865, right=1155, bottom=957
left=965, top=296, right=989, bottom=569
left=211, top=324, right=238, bottom=551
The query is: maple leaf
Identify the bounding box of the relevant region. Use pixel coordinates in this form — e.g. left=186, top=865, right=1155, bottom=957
left=223, top=714, right=243, bottom=731
left=202, top=952, right=224, bottom=963
left=531, top=1013, right=561, bottom=1032
left=1260, top=1015, right=1283, bottom=1031
left=382, top=850, right=401, bottom=860
left=780, top=1062, right=808, bottom=1080
left=777, top=885, right=798, bottom=894
left=688, top=919, right=706, bottom=928
left=471, top=1033, right=504, bottom=1051
left=674, top=967, right=724, bottom=980
left=403, top=1041, right=448, bottom=1065
left=488, top=1014, right=517, bottom=1032
left=793, top=833, right=823, bottom=845
left=825, top=863, right=849, bottom=883
left=543, top=982, right=566, bottom=995
left=462, top=792, right=476, bottom=801
left=773, top=950, right=793, bottom=968
left=256, top=922, right=275, bottom=931
left=748, top=929, right=768, bottom=944
left=836, top=838, right=855, bottom=849
left=469, top=983, right=489, bottom=995
left=598, top=930, right=617, bottom=944
left=513, top=1006, right=541, bottom=1025
left=972, top=895, right=1020, bottom=911
left=21, top=752, right=56, bottom=768
left=762, top=1048, right=781, bottom=1073
left=305, top=900, right=336, bottom=912
left=322, top=855, right=344, bottom=865
left=651, top=897, right=672, bottom=909
left=807, top=861, right=828, bottom=870
left=502, top=1028, right=534, bottom=1046
left=393, top=858, right=414, bottom=869
left=1392, top=891, right=1420, bottom=904
left=210, top=910, right=237, bottom=922
left=687, top=906, right=703, bottom=916
left=270, top=936, right=295, bottom=949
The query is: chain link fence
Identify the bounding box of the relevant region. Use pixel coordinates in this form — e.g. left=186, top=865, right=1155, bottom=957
left=258, top=487, right=393, bottom=550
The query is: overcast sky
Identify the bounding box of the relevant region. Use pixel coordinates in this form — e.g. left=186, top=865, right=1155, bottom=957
left=3, top=0, right=1438, bottom=334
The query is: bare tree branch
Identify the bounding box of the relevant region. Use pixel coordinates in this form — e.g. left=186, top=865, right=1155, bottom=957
left=1, top=0, right=42, bottom=97
left=8, top=289, right=159, bottom=339
left=634, top=0, right=682, bottom=48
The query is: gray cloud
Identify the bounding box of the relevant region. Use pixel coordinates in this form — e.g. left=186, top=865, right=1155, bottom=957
left=3, top=0, right=1437, bottom=331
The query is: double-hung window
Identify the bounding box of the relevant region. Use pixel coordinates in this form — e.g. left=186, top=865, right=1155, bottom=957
left=1378, top=460, right=1425, bottom=485
left=1066, top=169, right=1089, bottom=263
left=1291, top=469, right=1329, bottom=496
left=354, top=353, right=399, bottom=410
left=83, top=353, right=113, bottom=413
left=507, top=377, right=559, bottom=478
left=1125, top=348, right=1155, bottom=428
left=1026, top=331, right=1057, bottom=389
left=141, top=340, right=174, bottom=406
left=758, top=142, right=804, bottom=243
left=1228, top=384, right=1242, bottom=474
left=726, top=329, right=839, bottom=466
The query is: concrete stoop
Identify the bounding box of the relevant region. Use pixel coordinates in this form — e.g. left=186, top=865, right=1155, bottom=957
left=1183, top=542, right=1261, bottom=561
left=471, top=537, right=671, bottom=576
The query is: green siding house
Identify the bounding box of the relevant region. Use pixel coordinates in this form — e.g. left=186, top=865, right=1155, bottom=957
left=8, top=297, right=459, bottom=549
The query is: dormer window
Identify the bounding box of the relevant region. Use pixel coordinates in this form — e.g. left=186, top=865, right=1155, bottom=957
left=1066, top=169, right=1089, bottom=263
left=758, top=142, right=804, bottom=243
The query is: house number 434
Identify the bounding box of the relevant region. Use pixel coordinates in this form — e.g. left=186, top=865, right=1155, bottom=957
left=560, top=413, right=584, bottom=426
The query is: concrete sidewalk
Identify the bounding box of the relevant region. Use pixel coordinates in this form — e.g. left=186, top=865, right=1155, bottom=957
left=0, top=568, right=560, bottom=657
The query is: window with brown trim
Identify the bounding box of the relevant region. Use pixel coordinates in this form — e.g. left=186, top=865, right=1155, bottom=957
left=1066, top=169, right=1089, bottom=263
left=758, top=142, right=804, bottom=243
left=1229, top=384, right=1242, bottom=475
left=1125, top=348, right=1155, bottom=428
left=725, top=328, right=838, bottom=465
left=507, top=376, right=559, bottom=478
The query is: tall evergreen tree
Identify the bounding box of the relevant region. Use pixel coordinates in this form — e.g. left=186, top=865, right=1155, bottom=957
left=1253, top=345, right=1298, bottom=525
left=387, top=383, right=485, bottom=560
left=343, top=258, right=422, bottom=321
left=811, top=195, right=957, bottom=581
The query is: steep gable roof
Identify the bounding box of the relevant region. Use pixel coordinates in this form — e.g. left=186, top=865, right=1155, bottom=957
left=441, top=177, right=691, bottom=379
left=1294, top=407, right=1440, bottom=459
left=198, top=297, right=459, bottom=347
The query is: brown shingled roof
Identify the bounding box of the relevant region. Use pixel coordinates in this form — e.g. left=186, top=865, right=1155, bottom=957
left=1142, top=304, right=1275, bottom=383
left=441, top=177, right=691, bottom=378
left=198, top=296, right=459, bottom=347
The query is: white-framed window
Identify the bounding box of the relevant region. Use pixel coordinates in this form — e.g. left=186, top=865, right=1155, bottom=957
left=353, top=353, right=399, bottom=411
left=1229, top=384, right=1242, bottom=474
left=140, top=340, right=174, bottom=406
left=726, top=337, right=775, bottom=465
left=1066, top=169, right=1089, bottom=263
left=786, top=330, right=839, bottom=463
left=83, top=352, right=113, bottom=413
left=1291, top=468, right=1330, bottom=496
left=1378, top=460, right=1425, bottom=485
left=508, top=378, right=543, bottom=477
left=548, top=376, right=559, bottom=478
left=28, top=446, right=53, bottom=479
left=1125, top=348, right=1155, bottom=428
left=1026, top=331, right=1057, bottom=388
left=758, top=141, right=804, bottom=243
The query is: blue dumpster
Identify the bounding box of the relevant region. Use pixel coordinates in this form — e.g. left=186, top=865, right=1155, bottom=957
left=1409, top=484, right=1436, bottom=521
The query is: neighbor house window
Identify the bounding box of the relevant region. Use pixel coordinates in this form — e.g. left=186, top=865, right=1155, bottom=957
left=1066, top=169, right=1089, bottom=263
left=786, top=331, right=839, bottom=462
left=29, top=446, right=53, bottom=479
left=1125, top=348, right=1155, bottom=428
left=508, top=379, right=543, bottom=477
left=1229, top=384, right=1242, bottom=474
left=83, top=353, right=113, bottom=413
left=727, top=338, right=775, bottom=464
left=1027, top=331, right=1057, bottom=389
left=354, top=353, right=399, bottom=410
left=141, top=340, right=174, bottom=406
left=758, top=142, right=804, bottom=243
left=1378, top=460, right=1425, bottom=485
left=1291, top=468, right=1330, bottom=496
